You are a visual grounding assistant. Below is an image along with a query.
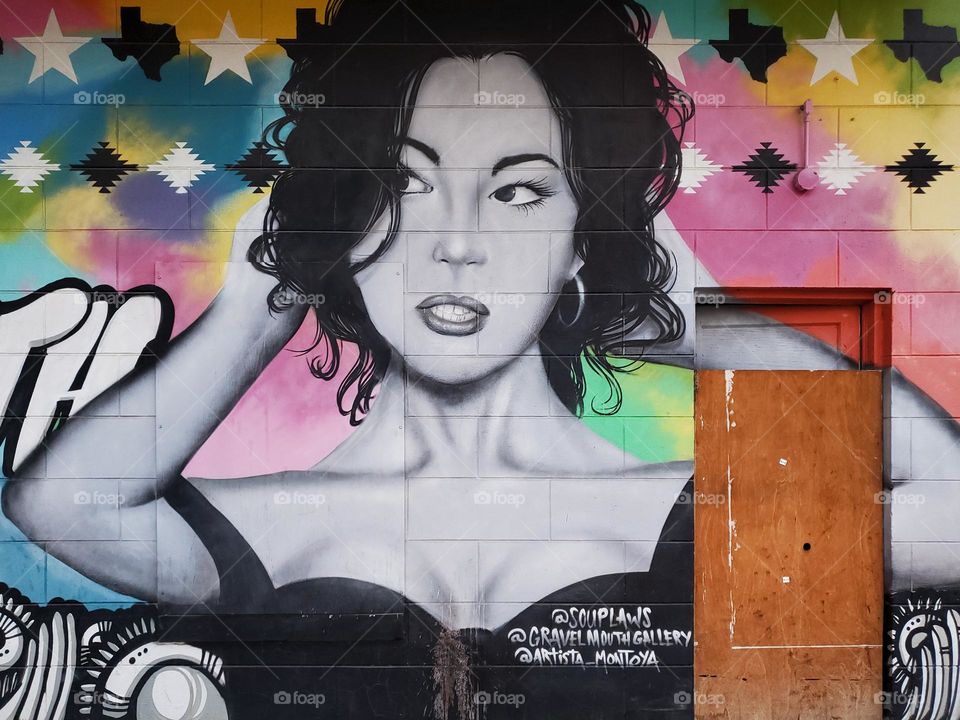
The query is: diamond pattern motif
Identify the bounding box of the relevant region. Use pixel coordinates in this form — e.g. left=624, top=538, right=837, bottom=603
left=679, top=142, right=721, bottom=194
left=0, top=140, right=60, bottom=192
left=147, top=142, right=216, bottom=193
left=817, top=143, right=875, bottom=195
left=226, top=142, right=285, bottom=193
left=884, top=142, right=954, bottom=194
left=733, top=142, right=797, bottom=194
left=70, top=142, right=139, bottom=193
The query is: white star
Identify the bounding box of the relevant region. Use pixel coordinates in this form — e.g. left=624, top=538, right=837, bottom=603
left=14, top=9, right=92, bottom=84
left=147, top=142, right=216, bottom=193
left=797, top=12, right=873, bottom=85
left=679, top=142, right=721, bottom=194
left=0, top=141, right=60, bottom=192
left=648, top=11, right=699, bottom=85
left=192, top=12, right=263, bottom=85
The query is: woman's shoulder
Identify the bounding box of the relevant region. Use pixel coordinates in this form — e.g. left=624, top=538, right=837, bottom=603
left=484, top=410, right=690, bottom=478
left=179, top=470, right=406, bottom=543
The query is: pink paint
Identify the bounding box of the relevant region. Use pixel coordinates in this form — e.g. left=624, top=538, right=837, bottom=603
left=185, top=317, right=360, bottom=478
left=0, top=2, right=111, bottom=35
left=896, top=356, right=960, bottom=418
left=839, top=232, right=960, bottom=292
left=892, top=302, right=912, bottom=356
left=911, top=294, right=960, bottom=355
left=118, top=232, right=361, bottom=476
left=667, top=173, right=766, bottom=230
left=48, top=230, right=119, bottom=287
left=118, top=231, right=216, bottom=336
left=695, top=230, right=838, bottom=287
left=693, top=106, right=836, bottom=169
left=768, top=171, right=902, bottom=231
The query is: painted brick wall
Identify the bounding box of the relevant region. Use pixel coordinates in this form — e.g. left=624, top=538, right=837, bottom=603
left=0, top=1, right=958, bottom=718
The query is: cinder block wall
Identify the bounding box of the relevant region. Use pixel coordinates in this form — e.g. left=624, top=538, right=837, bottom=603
left=0, top=2, right=958, bottom=719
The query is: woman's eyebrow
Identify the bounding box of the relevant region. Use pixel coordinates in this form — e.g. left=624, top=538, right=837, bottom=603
left=401, top=137, right=440, bottom=166
left=491, top=153, right=559, bottom=176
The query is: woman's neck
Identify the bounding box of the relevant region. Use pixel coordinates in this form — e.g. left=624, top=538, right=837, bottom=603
left=401, top=351, right=554, bottom=419
left=342, top=349, right=560, bottom=476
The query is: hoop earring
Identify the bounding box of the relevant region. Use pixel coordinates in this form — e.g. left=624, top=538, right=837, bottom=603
left=559, top=275, right=585, bottom=327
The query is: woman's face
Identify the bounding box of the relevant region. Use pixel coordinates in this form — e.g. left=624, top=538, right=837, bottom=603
left=353, top=53, right=580, bottom=386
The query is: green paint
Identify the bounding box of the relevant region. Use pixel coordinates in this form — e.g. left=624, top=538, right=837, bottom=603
left=581, top=357, right=694, bottom=463
left=0, top=188, right=43, bottom=241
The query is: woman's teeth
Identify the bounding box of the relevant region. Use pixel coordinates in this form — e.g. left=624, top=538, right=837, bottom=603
left=415, top=295, right=490, bottom=336
left=428, top=304, right=478, bottom=323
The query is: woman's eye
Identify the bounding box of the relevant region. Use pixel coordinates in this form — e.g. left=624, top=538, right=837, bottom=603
left=399, top=172, right=433, bottom=195
left=488, top=180, right=556, bottom=208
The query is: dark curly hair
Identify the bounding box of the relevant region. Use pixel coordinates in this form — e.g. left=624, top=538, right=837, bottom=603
left=250, top=0, right=693, bottom=424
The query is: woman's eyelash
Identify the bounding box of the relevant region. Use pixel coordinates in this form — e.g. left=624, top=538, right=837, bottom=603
left=396, top=165, right=432, bottom=193
left=499, top=177, right=558, bottom=214
left=513, top=178, right=556, bottom=215
left=514, top=196, right=548, bottom=215
left=514, top=177, right=557, bottom=199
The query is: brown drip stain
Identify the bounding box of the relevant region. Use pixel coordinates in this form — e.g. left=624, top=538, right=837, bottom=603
left=432, top=627, right=476, bottom=720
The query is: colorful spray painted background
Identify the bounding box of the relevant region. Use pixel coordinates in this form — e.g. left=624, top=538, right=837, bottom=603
left=0, top=0, right=960, bottom=718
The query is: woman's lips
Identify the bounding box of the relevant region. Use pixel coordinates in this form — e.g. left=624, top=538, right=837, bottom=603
left=415, top=294, right=491, bottom=336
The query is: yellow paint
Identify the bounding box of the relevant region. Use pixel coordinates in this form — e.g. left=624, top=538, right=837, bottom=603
left=768, top=44, right=911, bottom=106
left=116, top=114, right=182, bottom=166
left=188, top=190, right=269, bottom=292
left=912, top=173, right=960, bottom=231
left=45, top=230, right=113, bottom=276
left=133, top=0, right=265, bottom=39
left=45, top=187, right=128, bottom=230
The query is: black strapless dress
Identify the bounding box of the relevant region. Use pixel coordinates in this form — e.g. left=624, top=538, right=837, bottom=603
left=158, top=478, right=695, bottom=719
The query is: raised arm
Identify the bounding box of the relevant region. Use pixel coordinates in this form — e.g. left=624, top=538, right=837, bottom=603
left=651, top=213, right=960, bottom=590
left=2, top=197, right=305, bottom=598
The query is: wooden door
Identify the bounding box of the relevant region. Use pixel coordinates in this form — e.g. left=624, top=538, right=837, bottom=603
left=694, top=370, right=883, bottom=719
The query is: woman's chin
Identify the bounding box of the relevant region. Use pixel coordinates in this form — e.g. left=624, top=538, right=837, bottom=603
left=402, top=355, right=517, bottom=388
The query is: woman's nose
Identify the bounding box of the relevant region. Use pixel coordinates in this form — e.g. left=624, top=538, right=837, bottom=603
left=431, top=234, right=487, bottom=266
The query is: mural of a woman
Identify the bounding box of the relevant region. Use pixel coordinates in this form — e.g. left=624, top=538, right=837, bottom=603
left=1, top=1, right=699, bottom=717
